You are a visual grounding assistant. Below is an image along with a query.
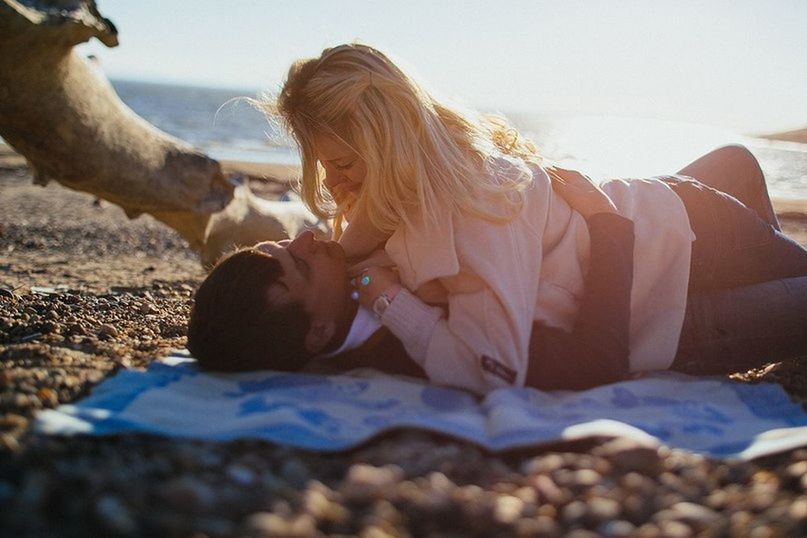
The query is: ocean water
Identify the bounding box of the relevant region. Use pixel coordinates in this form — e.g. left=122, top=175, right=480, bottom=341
left=112, top=80, right=807, bottom=200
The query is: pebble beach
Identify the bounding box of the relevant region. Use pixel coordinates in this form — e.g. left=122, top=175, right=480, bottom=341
left=2, top=143, right=807, bottom=537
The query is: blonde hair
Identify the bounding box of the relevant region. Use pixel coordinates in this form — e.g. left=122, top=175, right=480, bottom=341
left=258, top=43, right=540, bottom=234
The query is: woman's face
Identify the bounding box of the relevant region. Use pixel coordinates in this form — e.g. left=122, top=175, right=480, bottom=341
left=311, top=132, right=367, bottom=197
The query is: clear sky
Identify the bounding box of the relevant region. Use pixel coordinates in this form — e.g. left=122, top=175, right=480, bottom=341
left=81, top=0, right=807, bottom=133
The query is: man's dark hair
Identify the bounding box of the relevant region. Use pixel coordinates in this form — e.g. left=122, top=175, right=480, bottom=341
left=187, top=249, right=312, bottom=372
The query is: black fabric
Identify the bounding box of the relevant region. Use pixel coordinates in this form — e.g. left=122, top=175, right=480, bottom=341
left=525, top=213, right=635, bottom=390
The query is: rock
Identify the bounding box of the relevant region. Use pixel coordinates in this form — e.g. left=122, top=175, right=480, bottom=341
left=531, top=474, right=566, bottom=505
left=594, top=437, right=663, bottom=475
left=340, top=464, right=403, bottom=504
left=586, top=496, right=622, bottom=524
left=226, top=463, right=255, bottom=486
left=493, top=494, right=524, bottom=524
left=598, top=519, right=637, bottom=537
left=159, top=476, right=216, bottom=513
left=98, top=323, right=119, bottom=338
left=516, top=515, right=560, bottom=536
left=657, top=520, right=692, bottom=537
left=304, top=487, right=349, bottom=523
left=95, top=495, right=137, bottom=536
left=279, top=457, right=310, bottom=490
left=561, top=500, right=587, bottom=526
left=243, top=512, right=316, bottom=537
left=521, top=453, right=566, bottom=475
left=654, top=502, right=721, bottom=528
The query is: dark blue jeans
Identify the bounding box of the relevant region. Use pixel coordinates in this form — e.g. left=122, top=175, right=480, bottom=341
left=662, top=177, right=807, bottom=374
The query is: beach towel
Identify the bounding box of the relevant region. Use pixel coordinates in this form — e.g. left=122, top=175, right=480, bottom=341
left=33, top=351, right=807, bottom=460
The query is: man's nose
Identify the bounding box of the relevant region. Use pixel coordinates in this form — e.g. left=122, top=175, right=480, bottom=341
left=288, top=230, right=315, bottom=255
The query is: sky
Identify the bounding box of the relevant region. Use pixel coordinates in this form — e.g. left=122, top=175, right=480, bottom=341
left=81, top=0, right=807, bottom=133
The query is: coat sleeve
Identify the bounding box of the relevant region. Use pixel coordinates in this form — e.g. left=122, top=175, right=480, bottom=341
left=381, top=183, right=550, bottom=395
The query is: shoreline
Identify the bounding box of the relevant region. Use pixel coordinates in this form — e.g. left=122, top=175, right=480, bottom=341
left=3, top=141, right=807, bottom=219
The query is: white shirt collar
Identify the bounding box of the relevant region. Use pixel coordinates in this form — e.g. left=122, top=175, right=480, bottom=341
left=320, top=305, right=381, bottom=358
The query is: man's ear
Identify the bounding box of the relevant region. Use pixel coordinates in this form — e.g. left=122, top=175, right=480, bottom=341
left=304, top=319, right=336, bottom=354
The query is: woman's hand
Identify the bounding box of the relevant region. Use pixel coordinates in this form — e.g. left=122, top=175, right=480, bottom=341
left=545, top=165, right=618, bottom=218
left=352, top=265, right=402, bottom=311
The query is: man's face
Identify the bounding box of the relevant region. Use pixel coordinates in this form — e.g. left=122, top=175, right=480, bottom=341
left=255, top=231, right=350, bottom=326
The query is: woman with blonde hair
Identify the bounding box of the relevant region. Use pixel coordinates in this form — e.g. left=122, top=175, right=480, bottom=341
left=252, top=43, right=807, bottom=395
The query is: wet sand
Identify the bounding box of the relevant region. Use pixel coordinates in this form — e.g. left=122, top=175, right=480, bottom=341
left=1, top=145, right=807, bottom=536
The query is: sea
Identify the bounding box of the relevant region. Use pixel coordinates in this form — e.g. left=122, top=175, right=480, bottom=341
left=112, top=79, right=807, bottom=200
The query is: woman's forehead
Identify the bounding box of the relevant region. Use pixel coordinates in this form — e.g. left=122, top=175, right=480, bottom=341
left=312, top=132, right=356, bottom=161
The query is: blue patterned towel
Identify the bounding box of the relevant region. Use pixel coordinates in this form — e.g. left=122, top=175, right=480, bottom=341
left=33, top=352, right=807, bottom=459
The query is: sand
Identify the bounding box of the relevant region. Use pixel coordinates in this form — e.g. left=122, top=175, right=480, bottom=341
left=2, top=144, right=807, bottom=536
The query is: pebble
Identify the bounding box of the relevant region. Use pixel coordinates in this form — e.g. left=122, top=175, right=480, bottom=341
left=586, top=496, right=622, bottom=523
left=340, top=464, right=403, bottom=504
left=226, top=463, right=255, bottom=486
left=98, top=323, right=118, bottom=338
left=159, top=476, right=216, bottom=513
left=95, top=494, right=137, bottom=536
left=594, top=437, right=663, bottom=475
left=243, top=512, right=316, bottom=537
left=599, top=519, right=637, bottom=537
left=654, top=501, right=721, bottom=528
left=493, top=494, right=523, bottom=523
left=279, top=457, right=310, bottom=490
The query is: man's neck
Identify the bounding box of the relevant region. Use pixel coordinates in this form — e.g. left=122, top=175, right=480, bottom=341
left=322, top=297, right=359, bottom=354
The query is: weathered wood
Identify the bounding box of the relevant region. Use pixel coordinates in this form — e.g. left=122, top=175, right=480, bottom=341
left=0, top=0, right=324, bottom=263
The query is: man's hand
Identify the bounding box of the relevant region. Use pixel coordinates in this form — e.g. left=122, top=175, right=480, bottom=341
left=545, top=165, right=618, bottom=218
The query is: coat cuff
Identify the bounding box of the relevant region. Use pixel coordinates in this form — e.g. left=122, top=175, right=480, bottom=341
left=380, top=288, right=444, bottom=364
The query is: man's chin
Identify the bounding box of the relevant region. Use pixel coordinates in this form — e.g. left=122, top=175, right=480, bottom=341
left=325, top=240, right=346, bottom=262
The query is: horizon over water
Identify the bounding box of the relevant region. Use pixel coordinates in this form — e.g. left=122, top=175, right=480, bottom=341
left=111, top=79, right=807, bottom=200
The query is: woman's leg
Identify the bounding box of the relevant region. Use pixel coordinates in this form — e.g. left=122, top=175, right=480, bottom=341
left=670, top=277, right=807, bottom=375
left=676, top=144, right=780, bottom=230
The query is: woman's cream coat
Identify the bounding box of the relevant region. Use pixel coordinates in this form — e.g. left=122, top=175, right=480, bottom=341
left=379, top=157, right=695, bottom=395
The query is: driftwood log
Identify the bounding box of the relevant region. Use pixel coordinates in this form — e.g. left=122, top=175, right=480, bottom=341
left=0, top=0, right=325, bottom=266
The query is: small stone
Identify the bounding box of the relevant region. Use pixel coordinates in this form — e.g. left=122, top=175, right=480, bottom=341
left=279, top=457, right=310, bottom=490
left=493, top=494, right=523, bottom=524
left=95, top=495, right=137, bottom=536
left=654, top=502, right=720, bottom=528
left=304, top=488, right=349, bottom=523
left=595, top=437, right=663, bottom=475
left=226, top=463, right=255, bottom=486
left=516, top=515, right=560, bottom=536
left=531, top=474, right=566, bottom=505
left=0, top=481, right=14, bottom=504
left=784, top=460, right=807, bottom=488
left=37, top=387, right=59, bottom=407
left=561, top=499, right=587, bottom=525
left=657, top=520, right=692, bottom=537
left=160, top=476, right=216, bottom=513
left=0, top=414, right=28, bottom=429
left=243, top=512, right=316, bottom=537
left=139, top=302, right=157, bottom=315
left=521, top=453, right=566, bottom=475
left=571, top=469, right=602, bottom=488
left=98, top=323, right=119, bottom=338
left=788, top=497, right=807, bottom=520
left=598, top=519, right=637, bottom=537
left=586, top=496, right=621, bottom=524
left=340, top=464, right=403, bottom=504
